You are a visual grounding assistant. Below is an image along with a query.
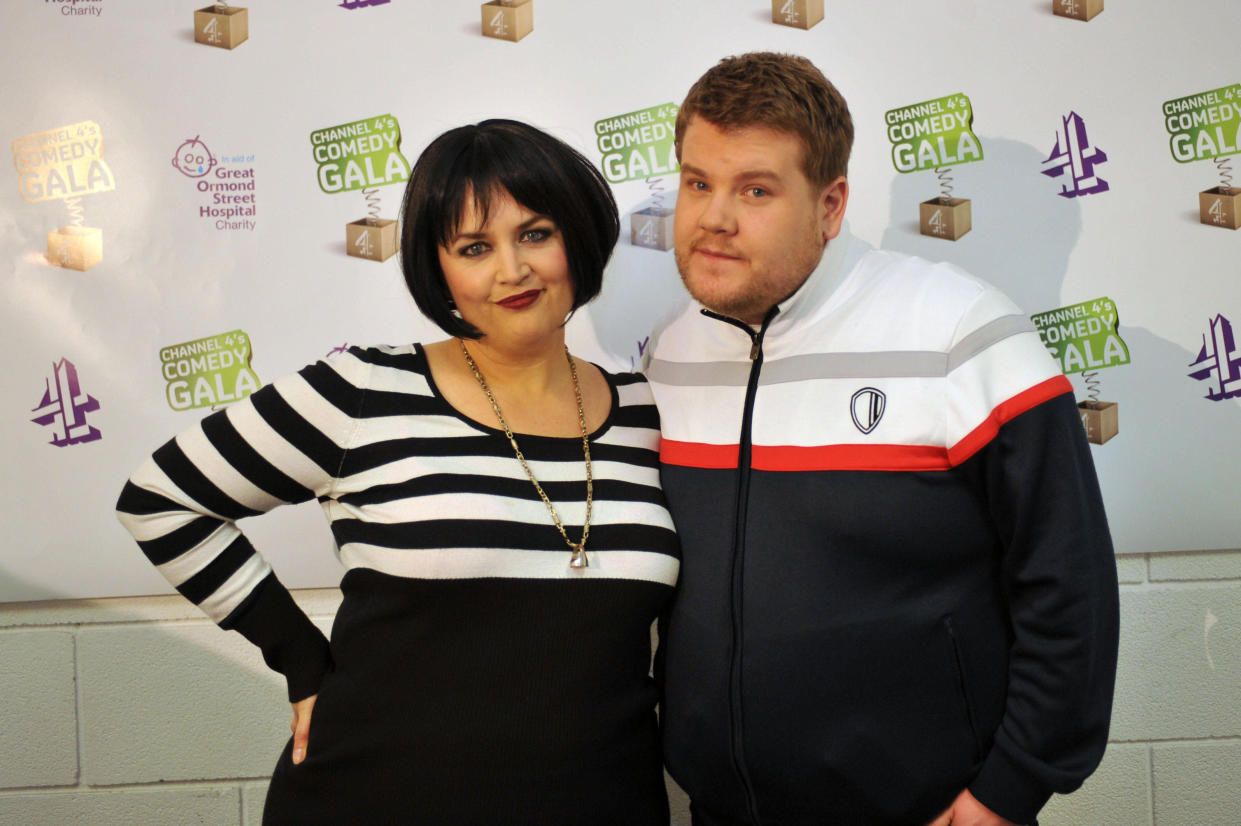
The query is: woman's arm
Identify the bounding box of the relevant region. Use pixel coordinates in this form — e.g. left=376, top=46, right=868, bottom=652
left=116, top=352, right=370, bottom=701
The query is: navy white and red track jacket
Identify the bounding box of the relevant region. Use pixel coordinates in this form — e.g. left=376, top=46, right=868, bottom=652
left=647, top=230, right=1120, bottom=826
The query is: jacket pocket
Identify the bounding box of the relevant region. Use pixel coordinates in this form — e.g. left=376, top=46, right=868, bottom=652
left=943, top=615, right=984, bottom=763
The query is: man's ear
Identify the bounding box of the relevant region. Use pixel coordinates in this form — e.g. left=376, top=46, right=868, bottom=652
left=819, top=176, right=849, bottom=241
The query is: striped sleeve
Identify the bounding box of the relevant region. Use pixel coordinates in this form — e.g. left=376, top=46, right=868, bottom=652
left=945, top=286, right=1072, bottom=466
left=115, top=350, right=370, bottom=700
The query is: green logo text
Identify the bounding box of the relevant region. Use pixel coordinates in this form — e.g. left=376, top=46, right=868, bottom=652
left=160, top=330, right=261, bottom=411
left=1031, top=297, right=1130, bottom=374
left=310, top=114, right=410, bottom=194
left=1163, top=83, right=1241, bottom=163
left=595, top=103, right=679, bottom=184
left=885, top=94, right=983, bottom=173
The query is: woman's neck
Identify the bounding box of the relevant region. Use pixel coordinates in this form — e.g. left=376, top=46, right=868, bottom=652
left=458, top=333, right=570, bottom=396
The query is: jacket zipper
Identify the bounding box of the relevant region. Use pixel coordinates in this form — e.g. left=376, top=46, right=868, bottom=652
left=702, top=307, right=777, bottom=825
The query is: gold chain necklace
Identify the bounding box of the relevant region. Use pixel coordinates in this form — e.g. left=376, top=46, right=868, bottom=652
left=459, top=338, right=593, bottom=569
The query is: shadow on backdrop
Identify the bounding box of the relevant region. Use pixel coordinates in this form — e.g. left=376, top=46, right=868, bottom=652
left=881, top=137, right=1241, bottom=554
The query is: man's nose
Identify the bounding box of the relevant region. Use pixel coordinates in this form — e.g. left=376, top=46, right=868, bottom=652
left=698, top=193, right=736, bottom=234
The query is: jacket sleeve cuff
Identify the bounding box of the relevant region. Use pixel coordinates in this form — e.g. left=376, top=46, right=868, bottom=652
left=968, top=745, right=1053, bottom=826
left=220, top=573, right=333, bottom=702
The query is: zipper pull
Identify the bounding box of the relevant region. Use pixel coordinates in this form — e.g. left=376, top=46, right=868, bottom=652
left=749, top=339, right=759, bottom=361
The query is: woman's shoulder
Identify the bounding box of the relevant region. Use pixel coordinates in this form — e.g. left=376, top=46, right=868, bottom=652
left=300, top=342, right=433, bottom=398
left=594, top=367, right=661, bottom=439
left=321, top=343, right=431, bottom=374
left=330, top=343, right=423, bottom=369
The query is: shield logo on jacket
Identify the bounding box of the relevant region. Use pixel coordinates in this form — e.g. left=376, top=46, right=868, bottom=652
left=850, top=387, right=886, bottom=434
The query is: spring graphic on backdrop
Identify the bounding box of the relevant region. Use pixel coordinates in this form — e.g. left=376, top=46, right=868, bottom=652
left=56, top=194, right=80, bottom=265
left=363, top=187, right=382, bottom=225
left=1081, top=370, right=1102, bottom=403
left=646, top=176, right=666, bottom=210
left=1215, top=156, right=1234, bottom=194
left=934, top=167, right=954, bottom=204
left=64, top=196, right=85, bottom=227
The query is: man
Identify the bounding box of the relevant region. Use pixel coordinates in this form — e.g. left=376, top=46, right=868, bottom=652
left=646, top=52, right=1119, bottom=826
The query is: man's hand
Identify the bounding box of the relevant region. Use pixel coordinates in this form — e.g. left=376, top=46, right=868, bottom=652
left=290, top=693, right=317, bottom=765
left=926, top=788, right=1020, bottom=826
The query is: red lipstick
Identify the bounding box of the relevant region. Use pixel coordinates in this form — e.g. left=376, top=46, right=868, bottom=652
left=496, top=289, right=542, bottom=309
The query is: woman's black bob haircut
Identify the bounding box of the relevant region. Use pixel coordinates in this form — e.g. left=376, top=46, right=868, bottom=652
left=399, top=119, right=619, bottom=339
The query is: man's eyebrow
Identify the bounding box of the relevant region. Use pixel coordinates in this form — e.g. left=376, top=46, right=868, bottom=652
left=680, top=163, right=783, bottom=182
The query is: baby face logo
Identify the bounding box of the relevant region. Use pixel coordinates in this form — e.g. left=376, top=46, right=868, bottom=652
left=172, top=136, right=217, bottom=178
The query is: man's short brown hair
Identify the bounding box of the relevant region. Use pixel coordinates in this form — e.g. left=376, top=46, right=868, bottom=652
left=675, top=52, right=853, bottom=189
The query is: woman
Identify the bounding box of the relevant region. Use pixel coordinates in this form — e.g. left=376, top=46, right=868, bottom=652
left=115, top=120, right=679, bottom=825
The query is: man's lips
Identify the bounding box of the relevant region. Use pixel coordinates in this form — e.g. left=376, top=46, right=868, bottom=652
left=496, top=289, right=542, bottom=309
left=693, top=246, right=743, bottom=262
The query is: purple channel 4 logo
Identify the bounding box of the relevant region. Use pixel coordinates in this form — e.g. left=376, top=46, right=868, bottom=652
left=1041, top=112, right=1109, bottom=197
left=31, top=358, right=101, bottom=446
left=1188, top=315, right=1241, bottom=401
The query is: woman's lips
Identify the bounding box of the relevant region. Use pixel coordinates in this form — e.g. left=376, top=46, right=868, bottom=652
left=496, top=289, right=542, bottom=309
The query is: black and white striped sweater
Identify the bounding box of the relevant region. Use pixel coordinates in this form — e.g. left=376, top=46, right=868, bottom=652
left=116, top=344, right=680, bottom=824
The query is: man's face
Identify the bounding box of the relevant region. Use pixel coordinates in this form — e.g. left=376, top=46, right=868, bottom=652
left=673, top=117, right=847, bottom=324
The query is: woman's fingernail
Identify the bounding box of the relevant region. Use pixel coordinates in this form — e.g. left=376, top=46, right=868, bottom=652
left=293, top=748, right=305, bottom=764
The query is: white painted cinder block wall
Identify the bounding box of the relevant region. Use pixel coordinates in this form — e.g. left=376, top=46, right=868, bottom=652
left=2, top=551, right=1239, bottom=826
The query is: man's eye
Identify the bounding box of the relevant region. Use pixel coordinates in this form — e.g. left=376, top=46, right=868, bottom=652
left=747, top=187, right=768, bottom=198
left=685, top=180, right=707, bottom=191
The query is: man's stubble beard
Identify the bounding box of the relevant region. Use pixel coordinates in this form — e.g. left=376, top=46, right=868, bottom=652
left=674, top=233, right=826, bottom=324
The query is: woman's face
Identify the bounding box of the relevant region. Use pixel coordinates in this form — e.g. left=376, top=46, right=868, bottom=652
left=438, top=189, right=575, bottom=350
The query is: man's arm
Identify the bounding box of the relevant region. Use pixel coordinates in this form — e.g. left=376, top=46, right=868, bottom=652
left=965, top=390, right=1120, bottom=823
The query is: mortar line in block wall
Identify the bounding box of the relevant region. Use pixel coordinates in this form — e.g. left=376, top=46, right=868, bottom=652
left=1116, top=580, right=1241, bottom=593
left=83, top=776, right=274, bottom=791
left=0, top=779, right=263, bottom=798
left=0, top=615, right=219, bottom=632
left=71, top=630, right=83, bottom=788
left=1109, top=735, right=1241, bottom=746
left=0, top=784, right=82, bottom=795
left=1147, top=745, right=1157, bottom=826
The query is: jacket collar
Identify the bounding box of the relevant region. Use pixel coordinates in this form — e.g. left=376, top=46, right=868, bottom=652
left=767, top=222, right=868, bottom=334
left=696, top=222, right=869, bottom=337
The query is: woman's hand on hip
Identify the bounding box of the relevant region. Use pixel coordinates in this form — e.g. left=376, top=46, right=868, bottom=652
left=290, top=694, right=317, bottom=765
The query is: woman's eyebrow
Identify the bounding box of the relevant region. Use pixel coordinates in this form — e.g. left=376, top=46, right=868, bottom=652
left=450, top=214, right=552, bottom=242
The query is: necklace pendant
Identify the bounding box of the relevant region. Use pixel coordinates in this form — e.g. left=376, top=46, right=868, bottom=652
left=569, top=546, right=589, bottom=569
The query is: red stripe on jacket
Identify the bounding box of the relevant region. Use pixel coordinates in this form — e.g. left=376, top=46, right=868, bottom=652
left=660, top=376, right=1073, bottom=471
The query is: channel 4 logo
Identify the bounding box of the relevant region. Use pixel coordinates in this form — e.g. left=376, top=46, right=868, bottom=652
left=31, top=358, right=100, bottom=446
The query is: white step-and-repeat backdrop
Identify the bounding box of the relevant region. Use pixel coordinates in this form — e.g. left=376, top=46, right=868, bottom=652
left=4, top=0, right=1239, bottom=601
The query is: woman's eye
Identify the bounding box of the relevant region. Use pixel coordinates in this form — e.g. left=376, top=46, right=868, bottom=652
left=522, top=228, right=553, bottom=243
left=460, top=242, right=487, bottom=257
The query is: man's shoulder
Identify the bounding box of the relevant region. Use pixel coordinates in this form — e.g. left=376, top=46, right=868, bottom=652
left=645, top=295, right=711, bottom=365
left=856, top=248, right=996, bottom=311
left=833, top=247, right=1024, bottom=350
